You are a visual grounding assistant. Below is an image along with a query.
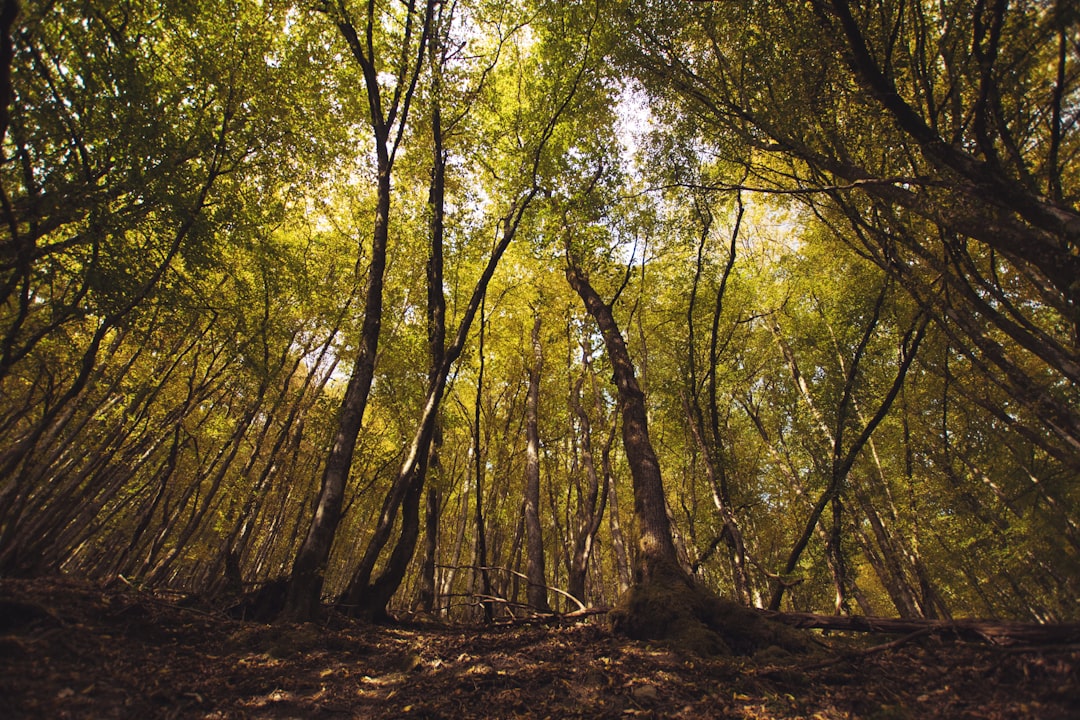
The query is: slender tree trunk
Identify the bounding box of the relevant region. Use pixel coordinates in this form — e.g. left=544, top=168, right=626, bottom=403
left=441, top=479, right=470, bottom=617
left=524, top=315, right=551, bottom=612
left=413, top=72, right=449, bottom=613
left=284, top=0, right=434, bottom=620
left=472, top=299, right=494, bottom=622
left=605, top=438, right=632, bottom=595
left=415, top=487, right=440, bottom=613
left=851, top=485, right=921, bottom=617
left=825, top=495, right=850, bottom=615
left=564, top=256, right=681, bottom=583
left=0, top=1, right=17, bottom=151
left=284, top=160, right=391, bottom=620
left=362, top=464, right=428, bottom=619
left=340, top=191, right=536, bottom=618
left=228, top=332, right=342, bottom=581
left=358, top=42, right=452, bottom=618
left=567, top=351, right=610, bottom=606
left=766, top=287, right=925, bottom=611
left=694, top=192, right=753, bottom=604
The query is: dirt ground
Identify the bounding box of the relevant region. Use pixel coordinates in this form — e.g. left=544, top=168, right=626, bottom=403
left=0, top=577, right=1077, bottom=719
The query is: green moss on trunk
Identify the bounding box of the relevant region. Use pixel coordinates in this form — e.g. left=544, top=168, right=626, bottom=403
left=610, top=562, right=811, bottom=657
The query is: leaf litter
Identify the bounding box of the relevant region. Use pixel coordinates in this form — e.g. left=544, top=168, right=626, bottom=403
left=1, top=577, right=1076, bottom=718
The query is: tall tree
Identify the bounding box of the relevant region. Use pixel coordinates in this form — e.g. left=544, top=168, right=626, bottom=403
left=564, top=243, right=681, bottom=585
left=336, top=0, right=594, bottom=619
left=285, top=0, right=435, bottom=620
left=523, top=314, right=551, bottom=612
left=565, top=340, right=612, bottom=606
left=681, top=189, right=753, bottom=605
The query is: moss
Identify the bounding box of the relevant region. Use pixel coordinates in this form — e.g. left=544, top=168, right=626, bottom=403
left=609, top=563, right=812, bottom=657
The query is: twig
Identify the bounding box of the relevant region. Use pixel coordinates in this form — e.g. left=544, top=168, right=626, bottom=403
left=436, top=563, right=588, bottom=613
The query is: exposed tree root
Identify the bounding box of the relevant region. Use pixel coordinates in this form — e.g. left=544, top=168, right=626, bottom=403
left=609, top=564, right=813, bottom=657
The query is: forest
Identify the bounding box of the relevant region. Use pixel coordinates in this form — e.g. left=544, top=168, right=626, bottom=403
left=1, top=0, right=1079, bottom=686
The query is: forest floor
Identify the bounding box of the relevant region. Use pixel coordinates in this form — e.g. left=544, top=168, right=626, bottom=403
left=0, top=577, right=1077, bottom=719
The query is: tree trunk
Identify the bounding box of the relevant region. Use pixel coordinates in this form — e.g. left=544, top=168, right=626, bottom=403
left=472, top=300, right=494, bottom=623
left=283, top=162, right=390, bottom=621
left=360, top=464, right=427, bottom=620
left=523, top=315, right=551, bottom=612
left=566, top=341, right=612, bottom=606
left=825, top=494, right=850, bottom=615
left=850, top=487, right=921, bottom=618
left=684, top=191, right=752, bottom=604
left=565, top=248, right=807, bottom=656
left=415, top=487, right=439, bottom=614
left=605, top=442, right=632, bottom=596
left=766, top=292, right=926, bottom=611
left=339, top=191, right=537, bottom=619
left=564, top=258, right=681, bottom=583
left=283, top=0, right=434, bottom=621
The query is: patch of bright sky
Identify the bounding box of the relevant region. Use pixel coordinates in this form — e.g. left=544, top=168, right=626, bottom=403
left=614, top=79, right=653, bottom=166
left=742, top=194, right=806, bottom=255
left=610, top=76, right=809, bottom=269
left=607, top=63, right=814, bottom=261
left=603, top=79, right=654, bottom=269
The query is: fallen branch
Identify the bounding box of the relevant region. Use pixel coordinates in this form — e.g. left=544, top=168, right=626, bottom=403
left=523, top=606, right=611, bottom=625
left=759, top=610, right=1080, bottom=646
left=436, top=564, right=588, bottom=613
left=760, top=627, right=939, bottom=677
left=460, top=594, right=609, bottom=625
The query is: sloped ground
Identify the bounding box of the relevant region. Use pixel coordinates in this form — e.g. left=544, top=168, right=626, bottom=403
left=0, top=577, right=1076, bottom=719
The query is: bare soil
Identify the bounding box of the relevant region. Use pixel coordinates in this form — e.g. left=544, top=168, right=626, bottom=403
left=1, top=577, right=1077, bottom=718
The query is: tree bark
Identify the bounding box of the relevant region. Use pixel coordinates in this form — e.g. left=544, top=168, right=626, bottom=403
left=523, top=315, right=551, bottom=612
left=283, top=162, right=390, bottom=621
left=605, top=440, right=632, bottom=596
left=564, top=255, right=682, bottom=583
left=684, top=191, right=752, bottom=604
left=283, top=1, right=434, bottom=621
left=415, top=487, right=439, bottom=614
left=472, top=298, right=493, bottom=622
left=339, top=190, right=538, bottom=618
left=567, top=368, right=608, bottom=606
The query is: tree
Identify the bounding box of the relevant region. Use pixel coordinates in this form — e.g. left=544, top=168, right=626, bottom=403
left=563, top=238, right=685, bottom=598
left=565, top=338, right=613, bottom=607
left=284, top=0, right=435, bottom=621
left=333, top=0, right=597, bottom=621
left=564, top=249, right=680, bottom=585
left=523, top=314, right=551, bottom=612
left=681, top=188, right=754, bottom=605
